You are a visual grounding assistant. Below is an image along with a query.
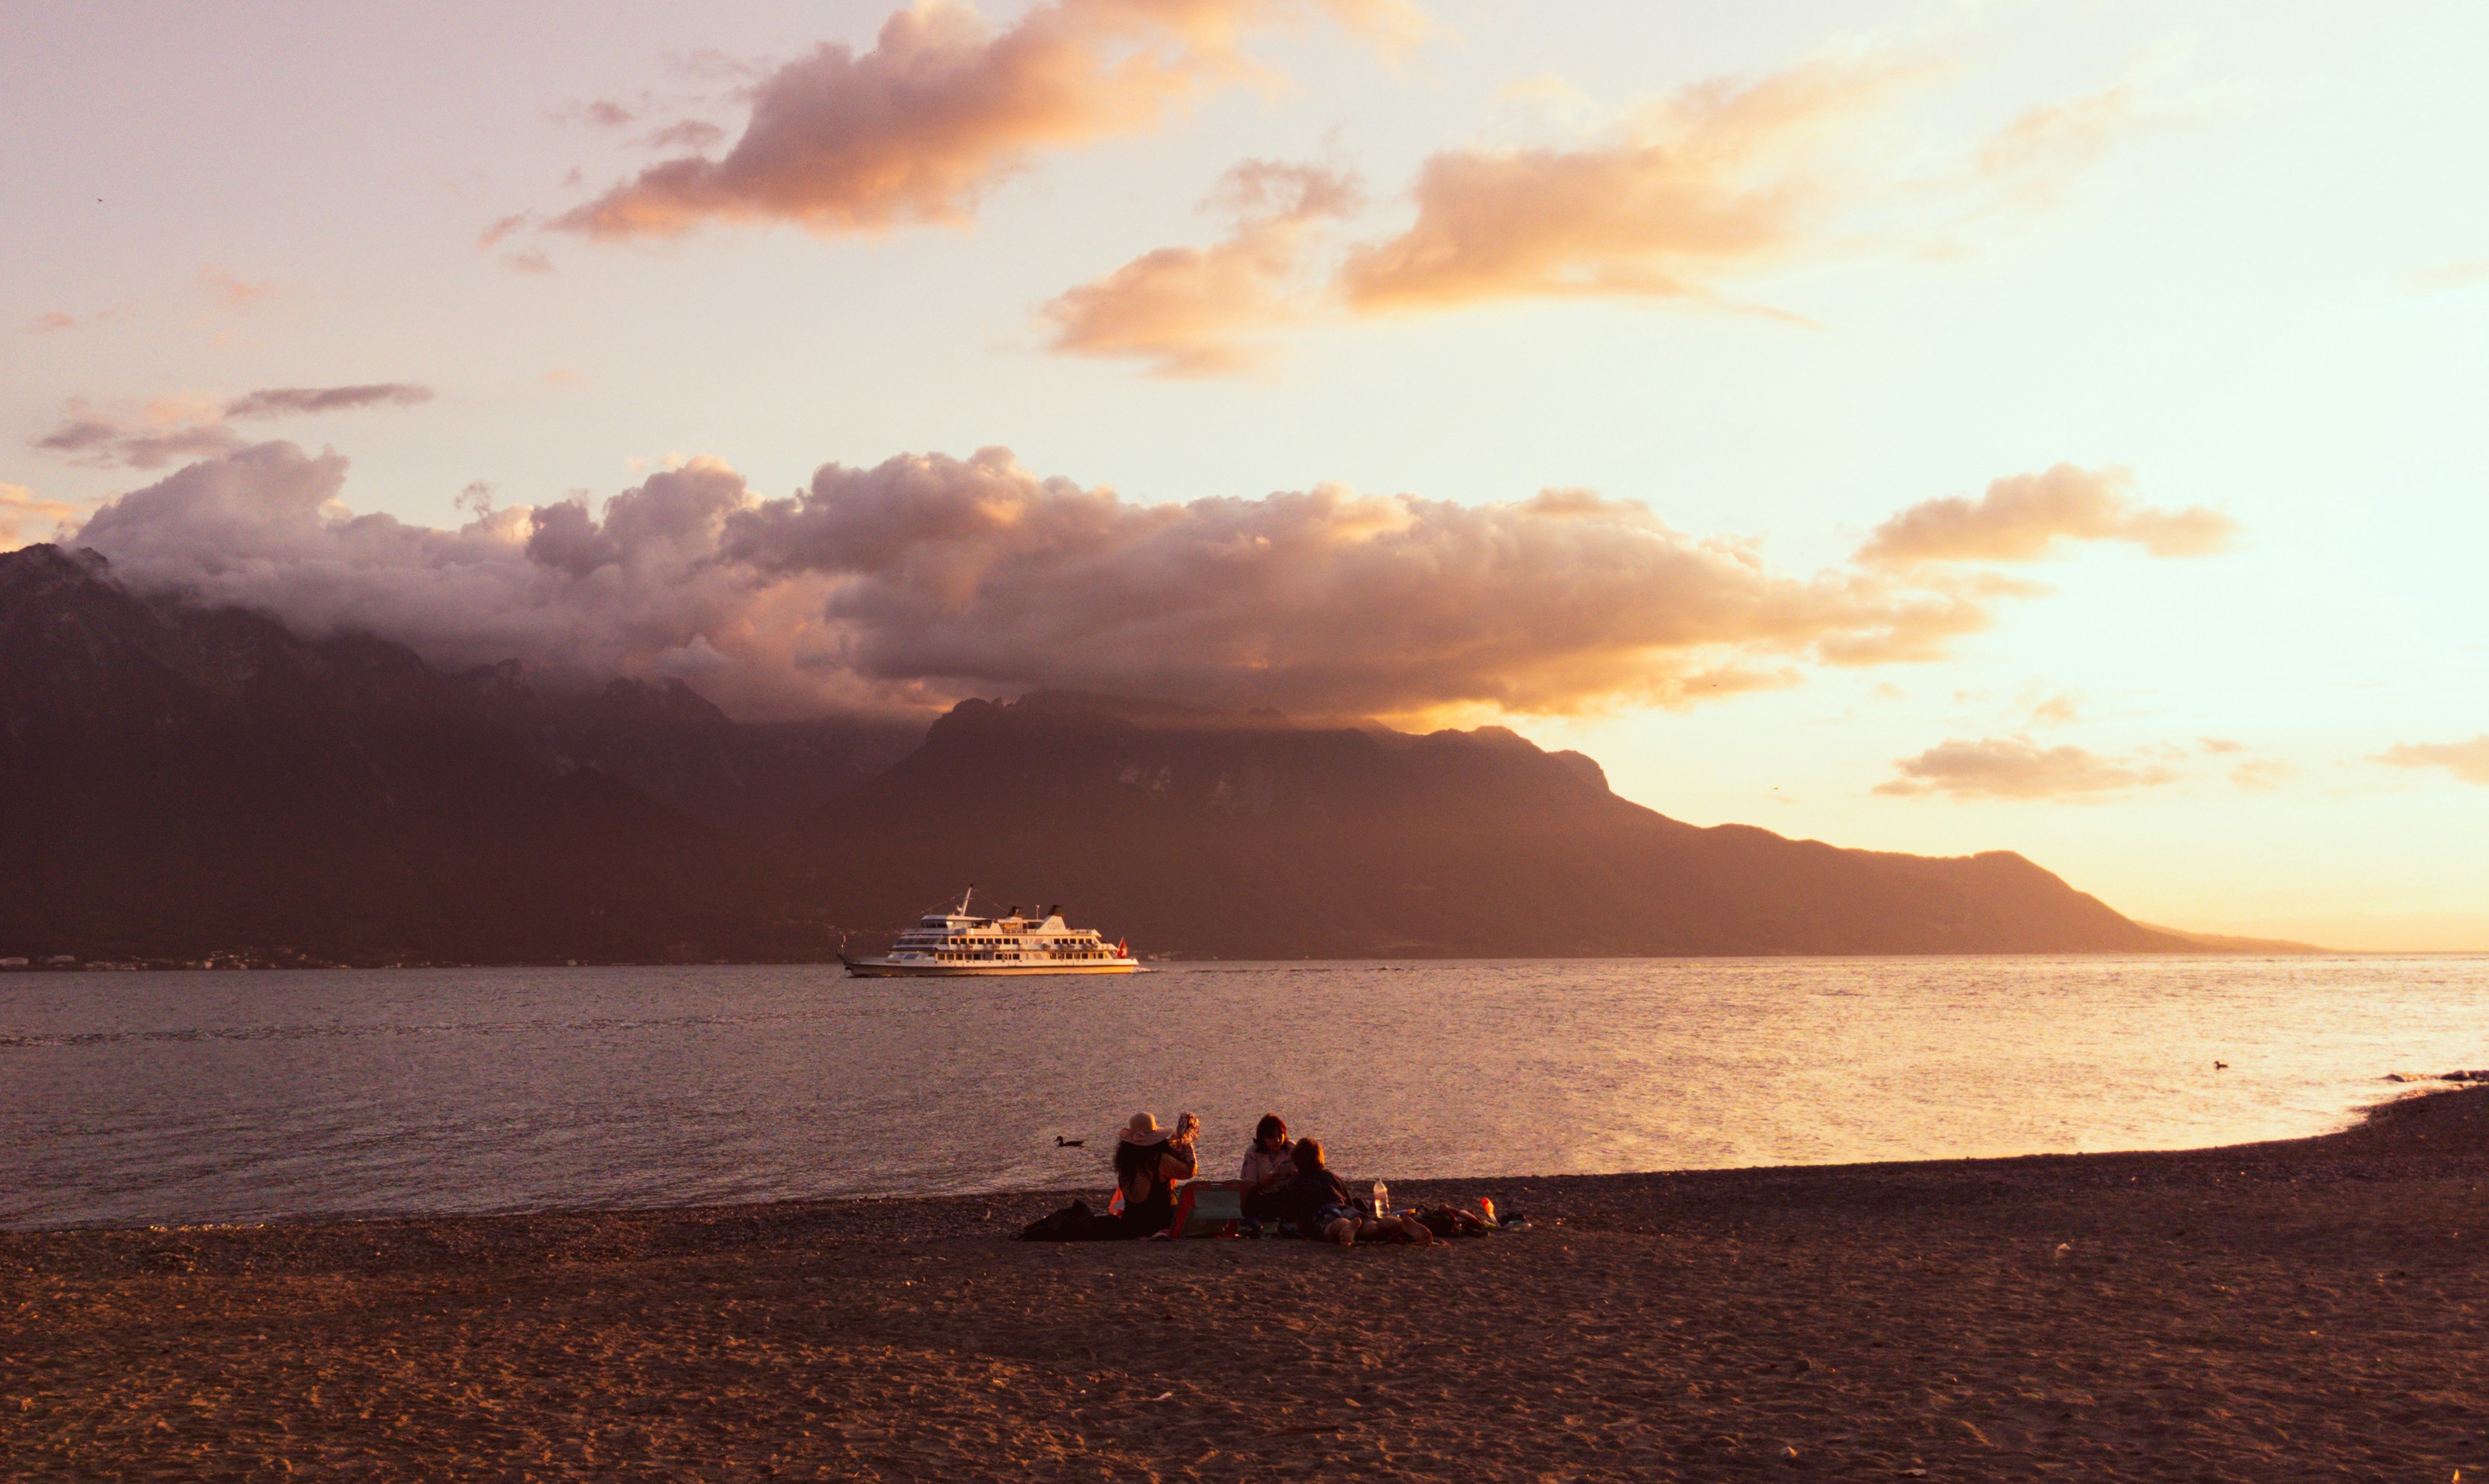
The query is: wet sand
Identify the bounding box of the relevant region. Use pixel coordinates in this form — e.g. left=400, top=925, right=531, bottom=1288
left=4, top=1088, right=2484, bottom=1481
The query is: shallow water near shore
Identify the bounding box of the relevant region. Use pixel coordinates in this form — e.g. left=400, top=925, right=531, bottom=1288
left=3, top=954, right=2483, bottom=1230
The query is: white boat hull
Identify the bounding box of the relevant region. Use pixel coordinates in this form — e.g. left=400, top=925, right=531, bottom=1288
left=841, top=955, right=1139, bottom=977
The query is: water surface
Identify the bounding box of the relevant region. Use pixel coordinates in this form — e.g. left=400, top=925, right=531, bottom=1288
left=3, top=956, right=2482, bottom=1229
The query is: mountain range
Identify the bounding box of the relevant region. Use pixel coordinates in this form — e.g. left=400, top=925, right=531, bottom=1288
left=0, top=544, right=2193, bottom=965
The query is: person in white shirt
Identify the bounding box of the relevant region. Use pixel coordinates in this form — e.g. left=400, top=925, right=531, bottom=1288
left=1239, top=1113, right=1294, bottom=1220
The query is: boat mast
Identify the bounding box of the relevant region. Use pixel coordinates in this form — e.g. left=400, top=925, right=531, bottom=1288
left=957, top=884, right=975, bottom=917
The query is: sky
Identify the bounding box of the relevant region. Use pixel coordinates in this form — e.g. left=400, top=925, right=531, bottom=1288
left=5, top=0, right=2486, bottom=948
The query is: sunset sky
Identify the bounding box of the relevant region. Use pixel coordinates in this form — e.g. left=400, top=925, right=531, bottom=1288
left=6, top=0, right=2485, bottom=948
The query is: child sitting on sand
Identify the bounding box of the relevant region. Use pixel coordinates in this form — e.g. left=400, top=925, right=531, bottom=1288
left=1280, top=1138, right=1434, bottom=1248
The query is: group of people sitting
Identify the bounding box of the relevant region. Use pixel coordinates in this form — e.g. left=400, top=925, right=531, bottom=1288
left=1108, top=1110, right=1435, bottom=1246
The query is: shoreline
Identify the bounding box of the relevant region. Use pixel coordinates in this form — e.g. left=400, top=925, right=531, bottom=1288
left=6, top=1075, right=2478, bottom=1241
left=7, top=1087, right=2484, bottom=1478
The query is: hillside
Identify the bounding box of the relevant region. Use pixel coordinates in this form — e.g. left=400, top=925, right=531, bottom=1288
left=806, top=693, right=2189, bottom=957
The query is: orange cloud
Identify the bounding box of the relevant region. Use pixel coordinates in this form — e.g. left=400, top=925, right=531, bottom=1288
left=1875, top=736, right=2178, bottom=801
left=1854, top=464, right=2236, bottom=568
left=1339, top=59, right=1911, bottom=311
left=552, top=0, right=1422, bottom=239
left=27, top=311, right=78, bottom=334
left=1040, top=162, right=1359, bottom=376
left=715, top=448, right=2012, bottom=716
left=1, top=483, right=88, bottom=552
left=2376, top=736, right=2489, bottom=786
left=1039, top=52, right=2189, bottom=374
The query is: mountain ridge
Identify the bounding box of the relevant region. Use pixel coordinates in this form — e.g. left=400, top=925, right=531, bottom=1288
left=3, top=545, right=2196, bottom=965
left=803, top=691, right=2190, bottom=958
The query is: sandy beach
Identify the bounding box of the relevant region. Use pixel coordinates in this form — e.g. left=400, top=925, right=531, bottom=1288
left=4, top=1086, right=2483, bottom=1481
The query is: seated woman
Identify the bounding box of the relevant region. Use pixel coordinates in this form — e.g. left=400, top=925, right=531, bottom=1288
left=1111, top=1112, right=1199, bottom=1238
left=1280, top=1137, right=1434, bottom=1247
left=1238, top=1114, right=1295, bottom=1220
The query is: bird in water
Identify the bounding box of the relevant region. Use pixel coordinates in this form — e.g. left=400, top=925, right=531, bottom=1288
left=1054, top=1135, right=1086, bottom=1147
left=2214, top=1061, right=2229, bottom=1071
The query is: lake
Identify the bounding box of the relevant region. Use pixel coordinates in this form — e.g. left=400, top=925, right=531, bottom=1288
left=4, top=955, right=2483, bottom=1230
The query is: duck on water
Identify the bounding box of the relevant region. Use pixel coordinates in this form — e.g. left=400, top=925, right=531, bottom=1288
left=840, top=888, right=1140, bottom=977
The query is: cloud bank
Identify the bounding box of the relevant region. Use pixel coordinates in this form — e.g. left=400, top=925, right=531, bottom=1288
left=552, top=0, right=1420, bottom=239
left=1854, top=464, right=2235, bottom=568
left=1875, top=735, right=2178, bottom=801
left=60, top=441, right=2209, bottom=723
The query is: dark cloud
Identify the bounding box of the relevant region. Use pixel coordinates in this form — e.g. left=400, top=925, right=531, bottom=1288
left=34, top=385, right=433, bottom=469
left=224, top=384, right=435, bottom=419
left=1855, top=464, right=2236, bottom=568
left=1875, top=735, right=2178, bottom=800
left=551, top=0, right=1422, bottom=238
left=69, top=442, right=2163, bottom=722
left=34, top=403, right=244, bottom=470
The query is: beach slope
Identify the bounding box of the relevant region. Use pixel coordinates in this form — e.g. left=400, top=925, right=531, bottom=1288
left=5, top=1088, right=2484, bottom=1480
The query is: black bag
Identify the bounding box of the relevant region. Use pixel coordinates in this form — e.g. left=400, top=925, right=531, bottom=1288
left=1019, top=1198, right=1123, bottom=1242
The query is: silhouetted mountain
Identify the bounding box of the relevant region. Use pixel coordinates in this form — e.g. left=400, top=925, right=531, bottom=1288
left=2, top=546, right=2190, bottom=965
left=809, top=693, right=2190, bottom=957
left=0, top=545, right=867, bottom=964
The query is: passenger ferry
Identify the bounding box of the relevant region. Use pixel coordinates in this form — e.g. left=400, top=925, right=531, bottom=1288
left=840, top=890, right=1140, bottom=977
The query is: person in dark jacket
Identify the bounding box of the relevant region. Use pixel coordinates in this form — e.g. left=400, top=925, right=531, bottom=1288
left=1282, top=1137, right=1433, bottom=1247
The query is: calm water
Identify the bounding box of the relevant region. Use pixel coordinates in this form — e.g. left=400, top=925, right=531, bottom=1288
left=2, top=957, right=2482, bottom=1231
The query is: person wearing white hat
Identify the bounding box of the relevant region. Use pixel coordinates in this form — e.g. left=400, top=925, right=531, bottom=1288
left=1110, top=1111, right=1199, bottom=1237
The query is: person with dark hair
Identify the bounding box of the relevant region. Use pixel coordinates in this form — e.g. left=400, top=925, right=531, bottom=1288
left=1239, top=1113, right=1294, bottom=1220
left=1110, top=1112, right=1198, bottom=1237
left=1281, top=1136, right=1433, bottom=1247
